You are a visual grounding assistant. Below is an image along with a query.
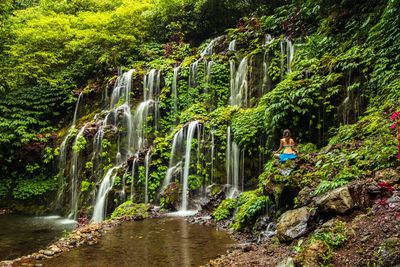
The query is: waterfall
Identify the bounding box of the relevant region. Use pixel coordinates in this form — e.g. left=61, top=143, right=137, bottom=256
left=144, top=150, right=152, bottom=204
left=121, top=169, right=127, bottom=202
left=226, top=126, right=241, bottom=197
left=55, top=92, right=84, bottom=211
left=110, top=69, right=134, bottom=108
left=188, top=61, right=199, bottom=89
left=92, top=166, right=120, bottom=222
left=132, top=69, right=161, bottom=150
left=230, top=56, right=248, bottom=107
left=181, top=121, right=199, bottom=211
left=210, top=129, right=215, bottom=184
left=172, top=67, right=180, bottom=124
left=200, top=36, right=221, bottom=58
left=68, top=125, right=87, bottom=219
left=280, top=38, right=296, bottom=80
left=132, top=99, right=155, bottom=150
left=262, top=34, right=274, bottom=95
left=130, top=157, right=138, bottom=201
left=162, top=128, right=184, bottom=191
left=228, top=40, right=236, bottom=52
left=204, top=61, right=214, bottom=94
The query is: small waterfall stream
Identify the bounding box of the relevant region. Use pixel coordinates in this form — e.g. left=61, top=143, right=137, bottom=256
left=230, top=56, right=248, bottom=107
left=162, top=128, right=184, bottom=191
left=92, top=166, right=120, bottom=222
left=144, top=150, right=152, bottom=204
left=56, top=92, right=84, bottom=211
left=280, top=38, right=296, bottom=79
left=69, top=125, right=87, bottom=219
left=226, top=126, right=241, bottom=197
left=181, top=121, right=199, bottom=212
left=130, top=156, right=138, bottom=201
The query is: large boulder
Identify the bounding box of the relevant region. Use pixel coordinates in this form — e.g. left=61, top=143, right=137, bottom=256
left=276, top=206, right=316, bottom=242
left=315, top=185, right=355, bottom=214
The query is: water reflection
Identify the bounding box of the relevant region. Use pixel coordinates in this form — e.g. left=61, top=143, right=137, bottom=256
left=0, top=215, right=76, bottom=260
left=41, top=217, right=234, bottom=267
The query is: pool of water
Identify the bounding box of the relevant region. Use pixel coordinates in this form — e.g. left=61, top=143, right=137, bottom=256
left=41, top=217, right=235, bottom=267
left=0, top=214, right=76, bottom=260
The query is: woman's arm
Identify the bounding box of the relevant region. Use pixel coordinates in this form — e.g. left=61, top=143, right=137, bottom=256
left=273, top=139, right=283, bottom=154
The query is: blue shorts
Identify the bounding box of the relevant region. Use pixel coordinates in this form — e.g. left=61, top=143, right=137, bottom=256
left=280, top=153, right=297, bottom=162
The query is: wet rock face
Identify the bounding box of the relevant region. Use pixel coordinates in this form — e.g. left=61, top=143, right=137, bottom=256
left=276, top=206, right=315, bottom=242
left=160, top=182, right=182, bottom=211
left=83, top=121, right=100, bottom=138
left=200, top=188, right=226, bottom=212
left=315, top=186, right=355, bottom=214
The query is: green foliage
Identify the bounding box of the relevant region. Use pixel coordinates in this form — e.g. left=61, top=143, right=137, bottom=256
left=114, top=176, right=121, bottom=187
left=12, top=175, right=57, bottom=200
left=313, top=220, right=348, bottom=249
left=231, top=105, right=266, bottom=151
left=213, top=198, right=237, bottom=221
left=180, top=102, right=208, bottom=124
left=297, top=142, right=318, bottom=154
left=109, top=201, right=148, bottom=219
left=80, top=181, right=92, bottom=192
left=72, top=135, right=87, bottom=153
left=231, top=190, right=273, bottom=232
left=0, top=179, right=12, bottom=198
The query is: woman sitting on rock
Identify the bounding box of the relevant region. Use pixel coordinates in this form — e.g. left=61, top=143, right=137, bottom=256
left=273, top=129, right=297, bottom=162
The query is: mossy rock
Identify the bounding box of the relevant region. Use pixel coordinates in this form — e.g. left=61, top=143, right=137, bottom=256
left=109, top=201, right=148, bottom=219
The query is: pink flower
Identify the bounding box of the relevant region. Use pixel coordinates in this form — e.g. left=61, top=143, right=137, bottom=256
left=392, top=124, right=397, bottom=129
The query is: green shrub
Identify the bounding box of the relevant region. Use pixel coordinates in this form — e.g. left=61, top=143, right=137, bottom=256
left=213, top=198, right=237, bottom=222
left=231, top=190, right=273, bottom=232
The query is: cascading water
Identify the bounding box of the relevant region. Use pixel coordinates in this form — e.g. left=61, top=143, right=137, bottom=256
left=226, top=126, right=241, bottom=197
left=68, top=125, right=87, bottom=219
left=280, top=38, right=296, bottom=80
left=162, top=128, right=184, bottom=191
left=92, top=166, right=120, bottom=222
left=144, top=150, right=152, bottom=204
left=188, top=61, right=199, bottom=89
left=228, top=40, right=236, bottom=52
left=262, top=34, right=275, bottom=94
left=56, top=92, right=84, bottom=210
left=172, top=67, right=180, bottom=125
left=130, top=156, right=138, bottom=201
left=210, top=129, right=215, bottom=184
left=110, top=69, right=134, bottom=108
left=121, top=169, right=128, bottom=202
left=181, top=121, right=199, bottom=211
left=230, top=57, right=248, bottom=107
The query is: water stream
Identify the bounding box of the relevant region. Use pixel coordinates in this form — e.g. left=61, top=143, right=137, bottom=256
left=38, top=217, right=235, bottom=267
